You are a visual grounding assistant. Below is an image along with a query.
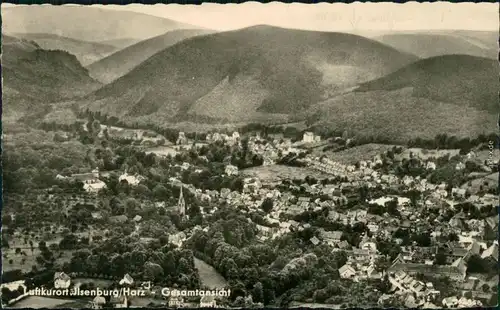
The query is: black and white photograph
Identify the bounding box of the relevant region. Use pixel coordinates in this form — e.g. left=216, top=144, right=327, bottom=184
left=1, top=2, right=499, bottom=309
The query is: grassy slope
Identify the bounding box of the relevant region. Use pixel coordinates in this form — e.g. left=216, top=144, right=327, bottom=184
left=87, top=29, right=216, bottom=84
left=81, top=25, right=417, bottom=123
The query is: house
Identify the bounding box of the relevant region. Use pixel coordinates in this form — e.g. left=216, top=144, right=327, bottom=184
left=303, top=132, right=315, bottom=143
left=200, top=295, right=217, bottom=308
left=118, top=173, right=144, bottom=186
left=70, top=167, right=100, bottom=183
left=176, top=132, right=188, bottom=145
left=169, top=296, right=184, bottom=308
left=337, top=240, right=351, bottom=250
left=110, top=295, right=128, bottom=308
left=452, top=188, right=467, bottom=199
left=426, top=162, right=437, bottom=170
left=310, top=236, right=320, bottom=246
left=110, top=215, right=128, bottom=224
left=455, top=162, right=466, bottom=170
left=359, top=239, right=378, bottom=252
left=319, top=230, right=343, bottom=246
left=83, top=180, right=107, bottom=194
left=133, top=215, right=142, bottom=222
left=54, top=272, right=71, bottom=289
left=339, top=264, right=356, bottom=279
left=388, top=257, right=467, bottom=281
left=119, top=274, right=134, bottom=286
left=169, top=232, right=187, bottom=247
left=90, top=296, right=107, bottom=309
left=480, top=243, right=498, bottom=262
left=442, top=296, right=459, bottom=307
left=224, top=165, right=239, bottom=176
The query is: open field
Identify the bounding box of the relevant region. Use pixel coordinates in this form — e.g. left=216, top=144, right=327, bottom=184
left=317, top=143, right=398, bottom=164
left=461, top=172, right=499, bottom=194
left=242, top=165, right=330, bottom=184
left=193, top=257, right=227, bottom=289
left=43, top=103, right=79, bottom=125
left=3, top=235, right=66, bottom=273
left=9, top=296, right=74, bottom=308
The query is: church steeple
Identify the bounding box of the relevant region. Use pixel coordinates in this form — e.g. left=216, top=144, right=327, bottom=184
left=178, top=186, right=186, bottom=217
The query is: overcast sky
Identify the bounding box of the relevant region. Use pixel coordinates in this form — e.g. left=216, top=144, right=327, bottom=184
left=92, top=2, right=497, bottom=32
left=3, top=2, right=498, bottom=33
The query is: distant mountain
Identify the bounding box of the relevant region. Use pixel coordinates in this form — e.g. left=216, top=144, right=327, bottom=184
left=80, top=25, right=417, bottom=123
left=6, top=33, right=119, bottom=66
left=87, top=29, right=216, bottom=84
left=2, top=6, right=201, bottom=42
left=96, top=38, right=143, bottom=49
left=2, top=35, right=101, bottom=117
left=307, top=54, right=497, bottom=141
left=374, top=32, right=498, bottom=59
left=355, top=55, right=498, bottom=112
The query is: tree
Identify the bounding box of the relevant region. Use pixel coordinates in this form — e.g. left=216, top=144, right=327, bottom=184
left=251, top=282, right=264, bottom=303
left=143, top=261, right=164, bottom=282
left=482, top=284, right=490, bottom=293
left=467, top=254, right=487, bottom=273
left=261, top=198, right=274, bottom=213
left=153, top=184, right=169, bottom=200
left=2, top=214, right=12, bottom=227
left=385, top=199, right=400, bottom=216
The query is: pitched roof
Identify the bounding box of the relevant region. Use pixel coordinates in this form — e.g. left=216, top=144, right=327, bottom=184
left=71, top=173, right=96, bottom=182
left=54, top=272, right=70, bottom=281
left=339, top=264, right=355, bottom=274
left=485, top=216, right=498, bottom=230
left=310, top=236, right=320, bottom=245
left=320, top=230, right=343, bottom=240
left=481, top=243, right=499, bottom=261
left=93, top=296, right=106, bottom=304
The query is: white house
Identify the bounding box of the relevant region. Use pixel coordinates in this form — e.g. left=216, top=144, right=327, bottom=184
left=167, top=296, right=184, bottom=308
left=90, top=296, right=106, bottom=309
left=452, top=188, right=467, bottom=199
left=119, top=273, right=134, bottom=286
left=225, top=165, right=239, bottom=176
left=426, top=162, right=437, bottom=170
left=176, top=132, right=188, bottom=145
left=83, top=179, right=107, bottom=193
left=54, top=272, right=71, bottom=289
left=455, top=162, right=466, bottom=170
left=339, top=264, right=356, bottom=279
left=303, top=132, right=315, bottom=143
left=118, top=173, right=144, bottom=186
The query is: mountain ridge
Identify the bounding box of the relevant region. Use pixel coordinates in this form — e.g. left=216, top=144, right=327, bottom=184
left=2, top=6, right=202, bottom=42
left=87, top=29, right=216, bottom=84
left=355, top=54, right=498, bottom=112
left=5, top=32, right=119, bottom=65
left=2, top=35, right=101, bottom=117
left=374, top=33, right=498, bottom=59
left=80, top=25, right=418, bottom=123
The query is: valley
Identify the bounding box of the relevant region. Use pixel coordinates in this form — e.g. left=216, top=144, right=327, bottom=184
left=1, top=3, right=498, bottom=310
